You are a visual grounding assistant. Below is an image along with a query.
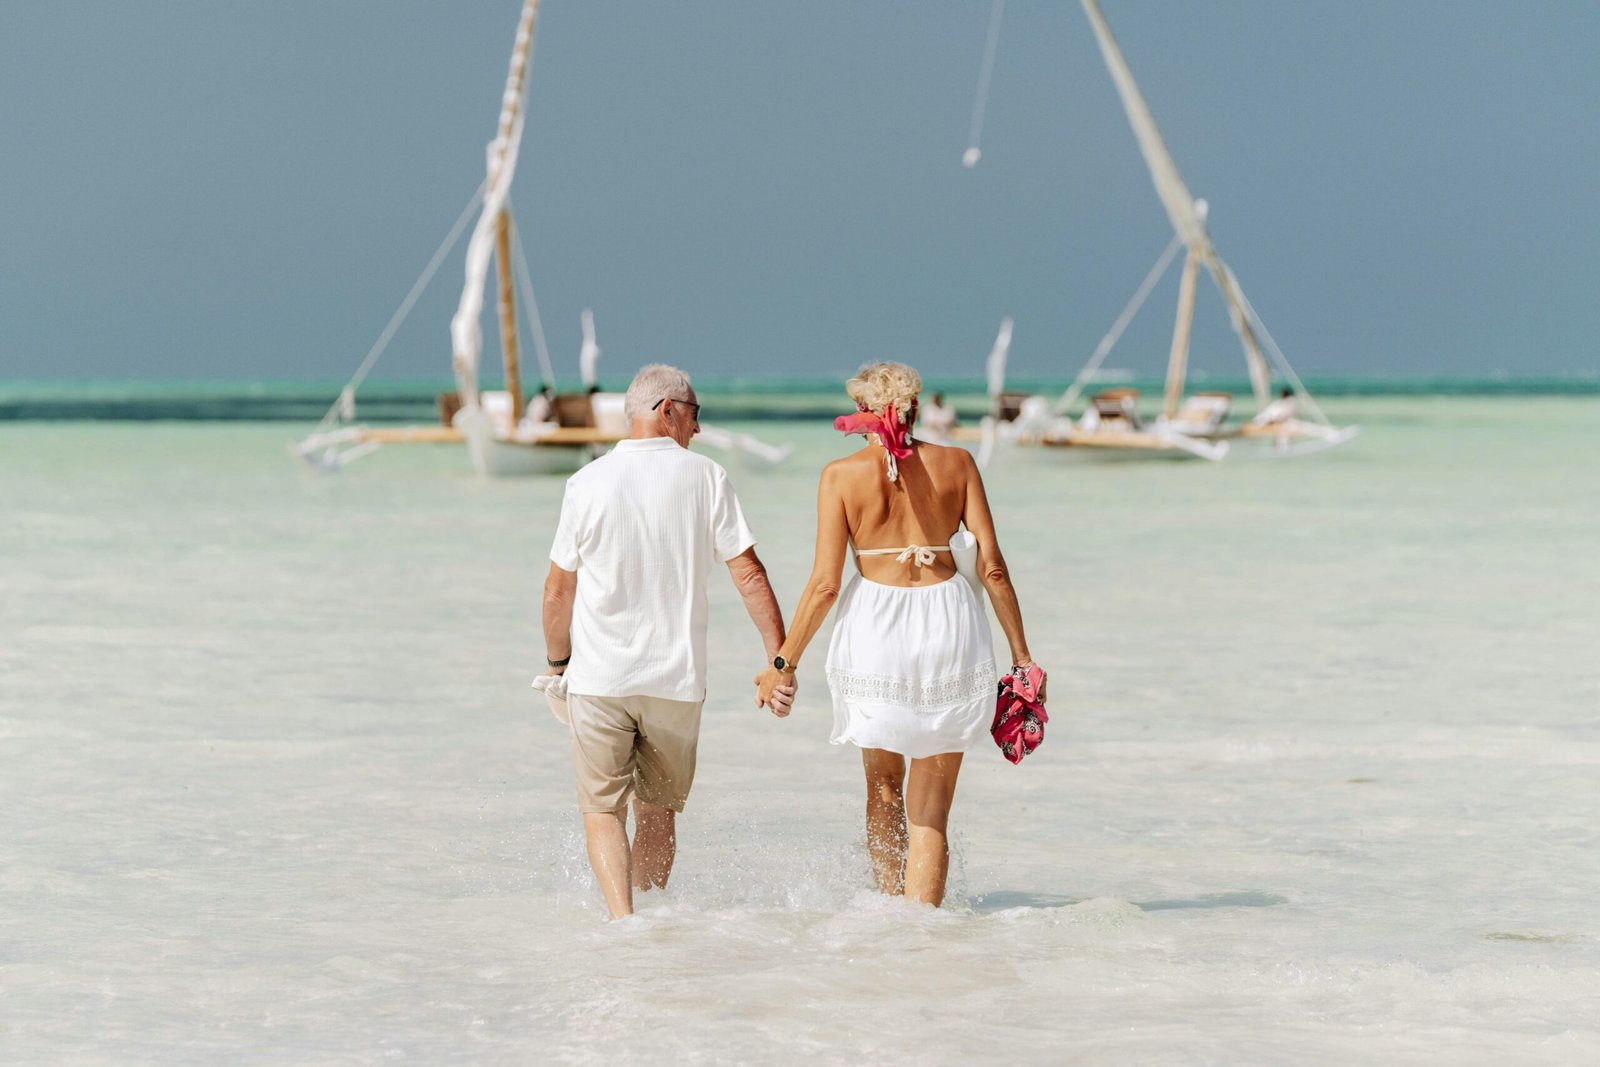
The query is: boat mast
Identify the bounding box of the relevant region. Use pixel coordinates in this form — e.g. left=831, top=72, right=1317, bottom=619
left=1163, top=251, right=1199, bottom=419
left=495, top=213, right=524, bottom=420
left=1079, top=0, right=1273, bottom=410
left=449, top=0, right=540, bottom=413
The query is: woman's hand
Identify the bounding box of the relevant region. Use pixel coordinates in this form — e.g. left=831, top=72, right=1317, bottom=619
left=754, top=667, right=797, bottom=718
left=1013, top=660, right=1047, bottom=704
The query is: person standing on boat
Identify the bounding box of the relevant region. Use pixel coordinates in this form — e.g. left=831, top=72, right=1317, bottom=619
left=754, top=362, right=1042, bottom=907
left=543, top=364, right=794, bottom=920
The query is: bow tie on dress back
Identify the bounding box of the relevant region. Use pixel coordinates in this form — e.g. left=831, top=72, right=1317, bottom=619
left=834, top=403, right=914, bottom=481
left=893, top=545, right=938, bottom=566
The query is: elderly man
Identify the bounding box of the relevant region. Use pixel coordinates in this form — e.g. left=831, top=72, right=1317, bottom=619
left=543, top=364, right=795, bottom=919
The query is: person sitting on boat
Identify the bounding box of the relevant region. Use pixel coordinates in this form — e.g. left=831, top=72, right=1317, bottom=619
left=919, top=391, right=958, bottom=444
left=1249, top=386, right=1341, bottom=452
left=754, top=361, right=1043, bottom=908
left=542, top=364, right=795, bottom=920
left=1250, top=387, right=1296, bottom=425
left=525, top=385, right=556, bottom=427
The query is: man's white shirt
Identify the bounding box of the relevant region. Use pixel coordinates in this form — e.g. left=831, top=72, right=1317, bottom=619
left=550, top=438, right=757, bottom=702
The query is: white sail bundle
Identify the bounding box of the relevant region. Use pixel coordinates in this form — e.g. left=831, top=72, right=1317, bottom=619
left=450, top=0, right=540, bottom=411
left=579, top=309, right=601, bottom=389
left=985, top=317, right=1013, bottom=400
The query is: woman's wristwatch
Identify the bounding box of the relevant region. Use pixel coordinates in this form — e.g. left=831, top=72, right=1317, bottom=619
left=772, top=654, right=796, bottom=673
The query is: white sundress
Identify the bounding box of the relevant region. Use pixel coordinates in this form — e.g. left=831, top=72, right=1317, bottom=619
left=825, top=545, right=998, bottom=759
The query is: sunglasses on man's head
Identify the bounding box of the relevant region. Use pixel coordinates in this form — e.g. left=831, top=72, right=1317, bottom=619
left=651, top=396, right=701, bottom=422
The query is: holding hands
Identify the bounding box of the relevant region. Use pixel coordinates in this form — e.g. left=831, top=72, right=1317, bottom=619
left=755, top=665, right=797, bottom=718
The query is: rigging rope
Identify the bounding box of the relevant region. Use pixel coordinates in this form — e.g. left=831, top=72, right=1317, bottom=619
left=963, top=0, right=1006, bottom=167
left=507, top=198, right=558, bottom=391
left=1218, top=263, right=1333, bottom=426
left=311, top=180, right=487, bottom=434
left=1054, top=232, right=1184, bottom=415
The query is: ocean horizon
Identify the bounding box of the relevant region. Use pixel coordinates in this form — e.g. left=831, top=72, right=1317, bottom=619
left=3, top=373, right=1596, bottom=423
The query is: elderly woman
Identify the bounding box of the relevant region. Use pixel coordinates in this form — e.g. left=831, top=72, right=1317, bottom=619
left=756, top=362, right=1041, bottom=907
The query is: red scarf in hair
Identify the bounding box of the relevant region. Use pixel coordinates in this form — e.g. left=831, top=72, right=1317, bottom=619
left=833, top=403, right=914, bottom=459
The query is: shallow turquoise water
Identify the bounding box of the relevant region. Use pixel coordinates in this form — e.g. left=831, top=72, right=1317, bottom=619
left=3, top=396, right=1599, bottom=1062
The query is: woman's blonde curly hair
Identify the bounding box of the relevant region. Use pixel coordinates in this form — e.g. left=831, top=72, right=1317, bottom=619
left=846, top=361, right=922, bottom=421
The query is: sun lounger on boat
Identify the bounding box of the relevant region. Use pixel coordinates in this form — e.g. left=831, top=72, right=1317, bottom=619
left=1166, top=392, right=1232, bottom=436
left=1086, top=389, right=1143, bottom=431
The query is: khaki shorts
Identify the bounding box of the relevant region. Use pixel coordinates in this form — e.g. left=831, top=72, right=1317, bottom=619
left=567, top=693, right=705, bottom=814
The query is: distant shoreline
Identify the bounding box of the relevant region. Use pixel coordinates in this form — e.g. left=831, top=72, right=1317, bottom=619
left=1, top=376, right=1595, bottom=423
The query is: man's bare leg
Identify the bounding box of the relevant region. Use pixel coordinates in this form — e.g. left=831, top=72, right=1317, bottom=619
left=903, top=753, right=963, bottom=907
left=582, top=811, right=634, bottom=919
left=861, top=748, right=908, bottom=894
left=631, top=800, right=677, bottom=892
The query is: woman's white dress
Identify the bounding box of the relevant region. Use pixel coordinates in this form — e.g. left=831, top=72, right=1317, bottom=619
left=824, top=569, right=997, bottom=759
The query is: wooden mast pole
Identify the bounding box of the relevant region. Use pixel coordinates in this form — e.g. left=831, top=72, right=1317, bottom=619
left=1163, top=250, right=1199, bottom=420
left=494, top=213, right=523, bottom=421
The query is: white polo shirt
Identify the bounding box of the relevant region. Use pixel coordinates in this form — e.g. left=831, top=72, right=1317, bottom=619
left=550, top=437, right=757, bottom=701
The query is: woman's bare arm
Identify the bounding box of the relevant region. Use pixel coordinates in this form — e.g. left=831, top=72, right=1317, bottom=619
left=755, top=465, right=851, bottom=706
left=960, top=451, right=1036, bottom=672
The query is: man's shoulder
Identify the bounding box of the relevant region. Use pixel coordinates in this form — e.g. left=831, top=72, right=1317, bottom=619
left=569, top=444, right=731, bottom=486
left=562, top=459, right=604, bottom=492
left=565, top=445, right=637, bottom=485
left=685, top=447, right=732, bottom=479
left=653, top=445, right=732, bottom=485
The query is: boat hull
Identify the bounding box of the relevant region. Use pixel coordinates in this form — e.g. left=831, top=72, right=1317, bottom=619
left=1038, top=428, right=1228, bottom=462
left=457, top=408, right=600, bottom=477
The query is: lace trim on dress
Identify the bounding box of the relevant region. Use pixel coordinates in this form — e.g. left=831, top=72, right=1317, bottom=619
left=827, top=662, right=996, bottom=708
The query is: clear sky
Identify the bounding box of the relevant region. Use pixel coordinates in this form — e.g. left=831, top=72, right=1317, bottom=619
left=2, top=1, right=1596, bottom=384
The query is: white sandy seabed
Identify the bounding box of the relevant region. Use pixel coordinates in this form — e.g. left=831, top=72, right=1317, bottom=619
left=4, top=396, right=1599, bottom=1063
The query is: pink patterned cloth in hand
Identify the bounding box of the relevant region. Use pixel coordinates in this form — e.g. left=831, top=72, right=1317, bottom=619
left=991, top=662, right=1048, bottom=765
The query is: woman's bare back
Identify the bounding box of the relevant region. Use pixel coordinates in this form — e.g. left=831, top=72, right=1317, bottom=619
left=827, top=441, right=975, bottom=587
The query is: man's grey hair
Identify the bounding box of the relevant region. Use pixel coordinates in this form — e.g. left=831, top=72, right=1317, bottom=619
left=624, top=364, right=694, bottom=423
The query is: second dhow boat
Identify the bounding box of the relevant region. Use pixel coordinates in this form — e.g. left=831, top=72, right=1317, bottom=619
left=985, top=0, right=1356, bottom=463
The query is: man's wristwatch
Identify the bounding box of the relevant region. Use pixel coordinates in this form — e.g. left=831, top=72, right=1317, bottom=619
left=772, top=654, right=795, bottom=673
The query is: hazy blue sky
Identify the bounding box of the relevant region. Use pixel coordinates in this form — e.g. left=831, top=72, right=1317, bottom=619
left=2, top=1, right=1596, bottom=383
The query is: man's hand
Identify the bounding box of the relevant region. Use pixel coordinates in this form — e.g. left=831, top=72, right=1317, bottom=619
left=754, top=667, right=797, bottom=718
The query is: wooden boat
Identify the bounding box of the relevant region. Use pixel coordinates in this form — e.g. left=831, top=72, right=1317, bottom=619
left=295, top=2, right=788, bottom=477
left=979, top=0, right=1356, bottom=464
left=294, top=1, right=618, bottom=476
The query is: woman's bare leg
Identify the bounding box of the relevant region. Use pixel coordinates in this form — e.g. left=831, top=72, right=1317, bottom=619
left=861, top=748, right=908, bottom=894
left=903, top=752, right=963, bottom=907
